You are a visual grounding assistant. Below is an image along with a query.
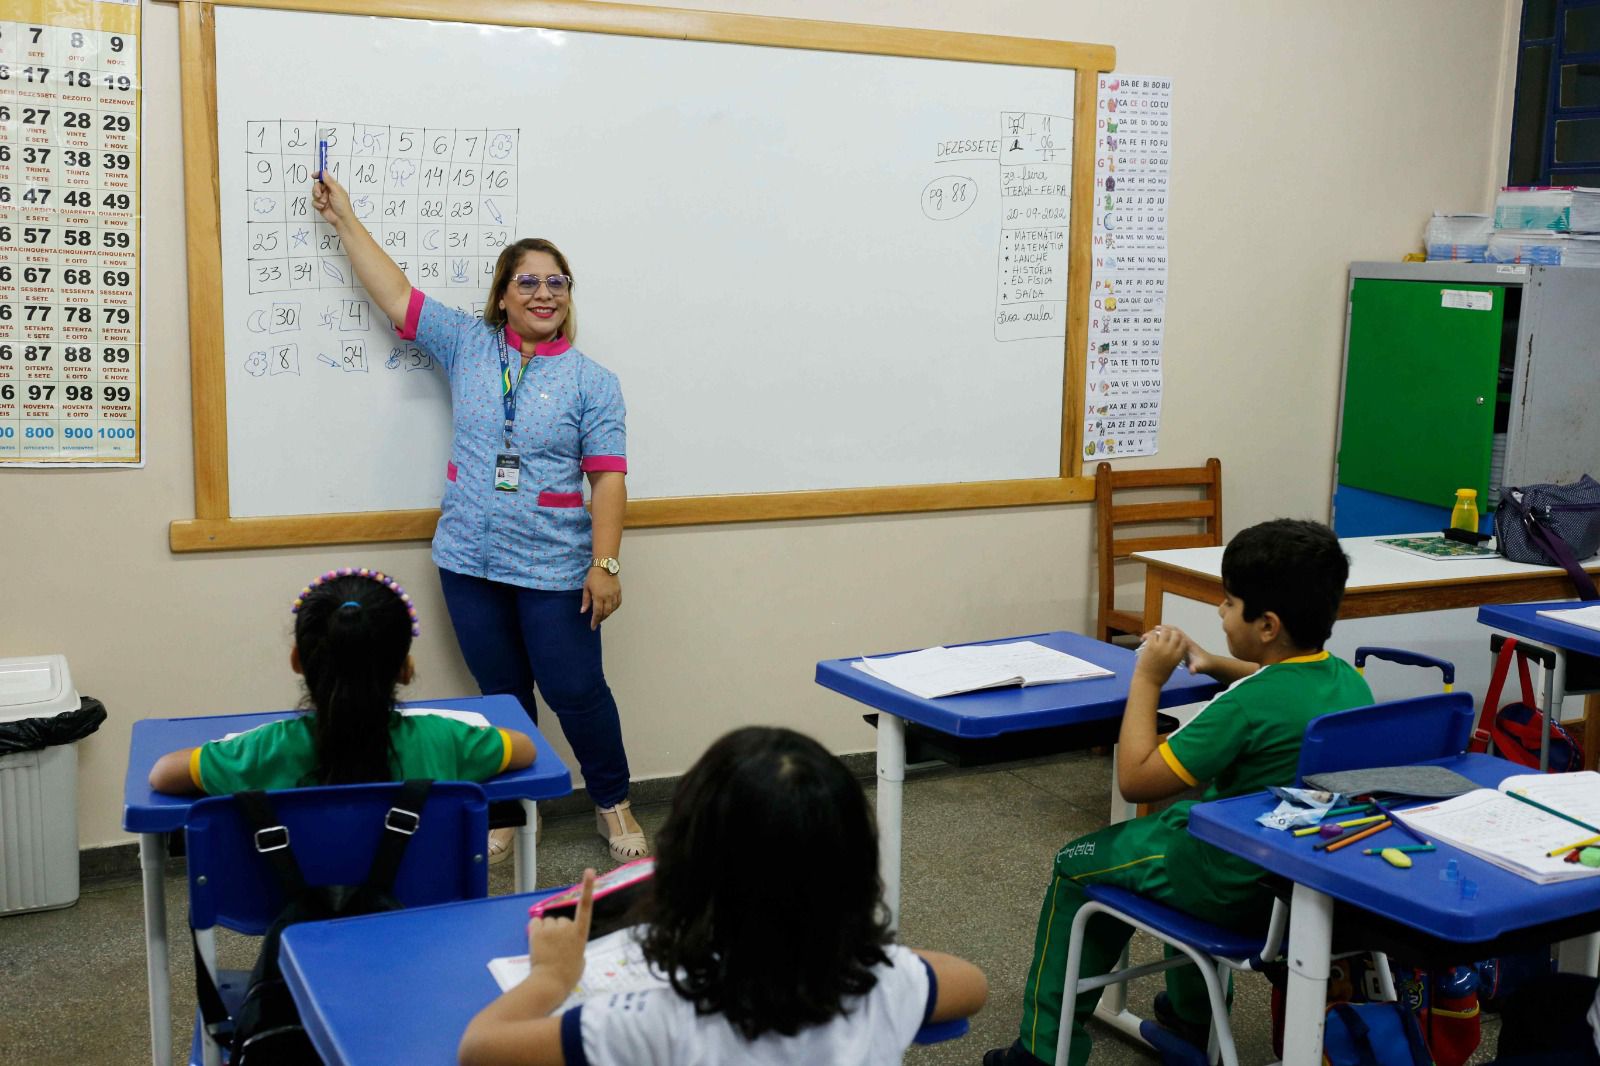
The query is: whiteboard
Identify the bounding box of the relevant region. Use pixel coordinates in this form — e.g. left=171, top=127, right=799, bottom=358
left=213, top=7, right=1078, bottom=519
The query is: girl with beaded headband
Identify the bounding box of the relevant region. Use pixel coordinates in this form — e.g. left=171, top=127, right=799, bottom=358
left=149, top=569, right=536, bottom=794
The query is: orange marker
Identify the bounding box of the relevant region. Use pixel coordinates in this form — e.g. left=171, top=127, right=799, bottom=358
left=1323, top=820, right=1393, bottom=854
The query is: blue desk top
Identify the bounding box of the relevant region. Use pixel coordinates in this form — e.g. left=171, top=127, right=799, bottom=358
left=1188, top=753, right=1600, bottom=944
left=814, top=631, right=1221, bottom=738
left=280, top=888, right=563, bottom=1066
left=123, top=695, right=572, bottom=833
left=1478, top=601, right=1600, bottom=657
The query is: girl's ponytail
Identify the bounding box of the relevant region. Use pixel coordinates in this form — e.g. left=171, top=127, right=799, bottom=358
left=291, top=570, right=419, bottom=785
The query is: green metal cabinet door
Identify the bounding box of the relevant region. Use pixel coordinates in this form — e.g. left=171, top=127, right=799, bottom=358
left=1337, top=279, right=1503, bottom=506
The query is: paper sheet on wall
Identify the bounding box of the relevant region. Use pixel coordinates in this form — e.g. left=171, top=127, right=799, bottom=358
left=1083, top=75, right=1170, bottom=461
left=0, top=0, right=144, bottom=466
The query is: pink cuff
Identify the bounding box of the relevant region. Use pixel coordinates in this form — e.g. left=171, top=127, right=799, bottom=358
left=393, top=289, right=425, bottom=340
left=580, top=455, right=628, bottom=473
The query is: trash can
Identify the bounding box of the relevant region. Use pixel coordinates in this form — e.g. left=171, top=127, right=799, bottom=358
left=0, top=655, right=103, bottom=915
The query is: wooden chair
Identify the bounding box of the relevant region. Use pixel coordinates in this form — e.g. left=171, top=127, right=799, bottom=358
left=1095, top=458, right=1223, bottom=643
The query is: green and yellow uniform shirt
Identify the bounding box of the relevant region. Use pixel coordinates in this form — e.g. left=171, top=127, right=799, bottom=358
left=190, top=711, right=514, bottom=794
left=1156, top=651, right=1374, bottom=907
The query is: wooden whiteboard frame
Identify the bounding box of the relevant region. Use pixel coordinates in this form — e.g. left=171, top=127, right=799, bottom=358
left=170, top=0, right=1112, bottom=552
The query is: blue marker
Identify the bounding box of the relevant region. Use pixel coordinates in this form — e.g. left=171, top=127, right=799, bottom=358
left=318, top=138, right=328, bottom=180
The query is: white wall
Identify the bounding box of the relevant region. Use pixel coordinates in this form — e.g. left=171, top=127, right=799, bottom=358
left=0, top=0, right=1519, bottom=848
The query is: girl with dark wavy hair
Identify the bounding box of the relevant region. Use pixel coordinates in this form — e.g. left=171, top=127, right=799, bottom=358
left=459, top=726, right=987, bottom=1065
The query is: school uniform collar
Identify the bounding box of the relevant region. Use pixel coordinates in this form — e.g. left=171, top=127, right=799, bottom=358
left=504, top=326, right=571, bottom=357
left=1276, top=651, right=1331, bottom=665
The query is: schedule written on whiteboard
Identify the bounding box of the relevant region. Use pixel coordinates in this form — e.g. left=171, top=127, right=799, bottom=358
left=0, top=0, right=143, bottom=465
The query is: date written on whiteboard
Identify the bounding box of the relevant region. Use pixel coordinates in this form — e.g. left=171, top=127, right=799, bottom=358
left=922, top=176, right=977, bottom=220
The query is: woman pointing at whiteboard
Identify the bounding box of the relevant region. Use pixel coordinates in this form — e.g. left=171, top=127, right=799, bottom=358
left=312, top=169, right=646, bottom=865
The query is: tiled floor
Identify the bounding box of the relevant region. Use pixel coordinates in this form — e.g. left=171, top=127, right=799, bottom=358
left=0, top=750, right=1499, bottom=1064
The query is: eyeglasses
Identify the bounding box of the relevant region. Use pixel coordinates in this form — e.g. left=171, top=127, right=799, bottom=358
left=512, top=273, right=572, bottom=296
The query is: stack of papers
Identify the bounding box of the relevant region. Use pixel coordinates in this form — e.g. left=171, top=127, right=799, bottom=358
left=1399, top=772, right=1600, bottom=883
left=1536, top=604, right=1600, bottom=633
left=853, top=640, right=1113, bottom=699
left=1494, top=186, right=1600, bottom=232
left=1425, top=213, right=1493, bottom=262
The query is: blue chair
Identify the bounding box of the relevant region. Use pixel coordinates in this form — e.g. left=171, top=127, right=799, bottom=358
left=1057, top=691, right=1474, bottom=1066
left=186, top=781, right=490, bottom=1066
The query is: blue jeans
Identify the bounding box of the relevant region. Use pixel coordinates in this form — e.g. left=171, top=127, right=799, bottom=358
left=438, top=568, right=631, bottom=808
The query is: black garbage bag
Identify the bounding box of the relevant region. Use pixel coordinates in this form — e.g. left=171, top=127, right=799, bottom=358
left=0, top=696, right=106, bottom=756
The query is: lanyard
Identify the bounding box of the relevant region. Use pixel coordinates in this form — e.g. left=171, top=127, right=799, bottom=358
left=498, top=336, right=528, bottom=449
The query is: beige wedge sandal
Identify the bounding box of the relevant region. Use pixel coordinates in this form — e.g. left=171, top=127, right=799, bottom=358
left=487, top=809, right=541, bottom=866
left=596, top=800, right=649, bottom=863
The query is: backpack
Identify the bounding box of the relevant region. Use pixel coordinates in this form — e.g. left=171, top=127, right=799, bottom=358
left=1467, top=637, right=1584, bottom=772
left=1322, top=1002, right=1433, bottom=1065
left=191, top=779, right=433, bottom=1065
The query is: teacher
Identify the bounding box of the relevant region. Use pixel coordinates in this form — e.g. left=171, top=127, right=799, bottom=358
left=312, top=171, right=646, bottom=865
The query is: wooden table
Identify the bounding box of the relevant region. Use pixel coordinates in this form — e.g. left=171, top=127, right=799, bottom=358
left=1136, top=534, right=1600, bottom=626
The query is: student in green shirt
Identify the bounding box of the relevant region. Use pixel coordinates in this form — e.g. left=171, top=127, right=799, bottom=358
left=988, top=519, right=1373, bottom=1066
left=150, top=568, right=536, bottom=795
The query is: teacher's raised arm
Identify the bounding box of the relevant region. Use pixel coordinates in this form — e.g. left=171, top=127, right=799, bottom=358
left=311, top=169, right=412, bottom=327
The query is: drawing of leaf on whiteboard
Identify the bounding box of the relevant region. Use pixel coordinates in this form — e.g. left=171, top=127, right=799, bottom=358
left=321, top=261, right=346, bottom=284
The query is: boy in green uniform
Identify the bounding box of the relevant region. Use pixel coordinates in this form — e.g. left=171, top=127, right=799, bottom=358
left=987, top=518, right=1373, bottom=1066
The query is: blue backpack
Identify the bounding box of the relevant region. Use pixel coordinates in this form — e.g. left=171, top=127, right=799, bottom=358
left=1322, top=1002, right=1433, bottom=1065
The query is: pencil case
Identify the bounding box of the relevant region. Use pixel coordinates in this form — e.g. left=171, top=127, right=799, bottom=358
left=530, top=857, right=654, bottom=940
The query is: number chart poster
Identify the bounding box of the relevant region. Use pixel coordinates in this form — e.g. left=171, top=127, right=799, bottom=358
left=0, top=0, right=141, bottom=465
left=1083, top=74, right=1170, bottom=461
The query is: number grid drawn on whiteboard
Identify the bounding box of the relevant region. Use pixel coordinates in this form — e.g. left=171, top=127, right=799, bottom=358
left=0, top=0, right=142, bottom=466
left=173, top=0, right=1111, bottom=550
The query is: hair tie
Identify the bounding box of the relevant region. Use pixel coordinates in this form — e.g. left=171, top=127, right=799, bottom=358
left=291, top=567, right=421, bottom=636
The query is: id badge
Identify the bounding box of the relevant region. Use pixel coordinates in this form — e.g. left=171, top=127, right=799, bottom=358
left=494, top=453, right=521, bottom=492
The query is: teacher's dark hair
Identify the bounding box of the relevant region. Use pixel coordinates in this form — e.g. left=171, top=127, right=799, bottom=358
left=484, top=237, right=577, bottom=342
left=1221, top=518, right=1349, bottom=649
left=293, top=574, right=413, bottom=784
left=639, top=726, right=893, bottom=1039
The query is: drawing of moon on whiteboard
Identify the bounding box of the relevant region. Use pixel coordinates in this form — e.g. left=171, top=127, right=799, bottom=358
left=422, top=229, right=440, bottom=251
left=246, top=310, right=268, bottom=332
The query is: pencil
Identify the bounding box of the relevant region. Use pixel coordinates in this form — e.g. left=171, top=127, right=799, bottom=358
left=1546, top=833, right=1600, bottom=858
left=1368, top=797, right=1430, bottom=847
left=1505, top=790, right=1600, bottom=835
left=1321, top=820, right=1392, bottom=853
left=1362, top=845, right=1436, bottom=855
left=1292, top=814, right=1386, bottom=837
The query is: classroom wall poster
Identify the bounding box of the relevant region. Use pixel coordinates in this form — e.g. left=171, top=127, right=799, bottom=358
left=0, top=0, right=143, bottom=466
left=1083, top=74, right=1169, bottom=462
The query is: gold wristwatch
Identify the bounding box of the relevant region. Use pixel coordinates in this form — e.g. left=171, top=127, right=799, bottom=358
left=591, top=557, right=621, bottom=575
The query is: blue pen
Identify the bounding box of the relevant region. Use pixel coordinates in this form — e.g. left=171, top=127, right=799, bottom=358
left=1368, top=796, right=1430, bottom=847
left=318, top=138, right=328, bottom=181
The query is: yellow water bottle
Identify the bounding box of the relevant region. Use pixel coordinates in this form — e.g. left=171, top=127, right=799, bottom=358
left=1450, top=488, right=1479, bottom=532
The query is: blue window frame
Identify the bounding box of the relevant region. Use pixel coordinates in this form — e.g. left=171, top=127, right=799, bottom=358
left=1511, top=0, right=1600, bottom=186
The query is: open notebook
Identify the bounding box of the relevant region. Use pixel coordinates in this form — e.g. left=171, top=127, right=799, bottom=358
left=1536, top=604, right=1600, bottom=634
left=488, top=927, right=664, bottom=1011
left=853, top=640, right=1112, bottom=700
left=1399, top=771, right=1600, bottom=883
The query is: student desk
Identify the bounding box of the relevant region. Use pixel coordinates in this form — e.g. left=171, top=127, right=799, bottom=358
left=1477, top=600, right=1600, bottom=770
left=122, top=694, right=571, bottom=1066
left=1188, top=753, right=1600, bottom=1065
left=814, top=631, right=1220, bottom=929
left=275, top=887, right=967, bottom=1064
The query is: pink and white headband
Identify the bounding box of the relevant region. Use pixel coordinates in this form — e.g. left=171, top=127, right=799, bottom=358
left=291, top=567, right=420, bottom=637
